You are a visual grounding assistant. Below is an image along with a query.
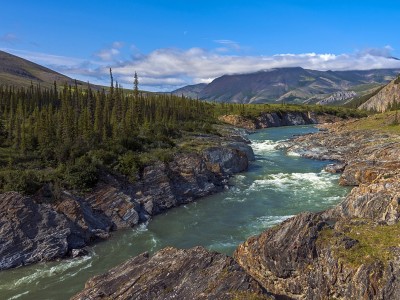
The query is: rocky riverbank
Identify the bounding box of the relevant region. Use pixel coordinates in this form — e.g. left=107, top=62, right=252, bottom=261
left=235, top=118, right=400, bottom=299
left=218, top=111, right=343, bottom=130
left=74, top=116, right=400, bottom=300
left=0, top=130, right=254, bottom=271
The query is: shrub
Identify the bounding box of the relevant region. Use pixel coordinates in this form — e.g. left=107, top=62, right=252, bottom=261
left=63, top=155, right=99, bottom=191
left=0, top=169, right=42, bottom=195
left=115, top=151, right=139, bottom=180
left=88, top=149, right=117, bottom=166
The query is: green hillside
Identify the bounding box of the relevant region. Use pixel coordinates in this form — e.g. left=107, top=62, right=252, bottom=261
left=0, top=50, right=94, bottom=89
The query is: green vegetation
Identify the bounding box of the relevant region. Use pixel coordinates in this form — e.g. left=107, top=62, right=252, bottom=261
left=0, top=80, right=217, bottom=195
left=394, top=74, right=400, bottom=85
left=318, top=220, right=400, bottom=267
left=348, top=111, right=400, bottom=133
left=214, top=102, right=368, bottom=119
left=0, top=77, right=364, bottom=196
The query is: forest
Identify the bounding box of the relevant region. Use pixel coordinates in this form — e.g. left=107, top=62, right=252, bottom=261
left=0, top=74, right=366, bottom=196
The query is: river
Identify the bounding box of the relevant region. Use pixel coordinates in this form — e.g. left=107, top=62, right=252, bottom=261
left=0, top=125, right=350, bottom=300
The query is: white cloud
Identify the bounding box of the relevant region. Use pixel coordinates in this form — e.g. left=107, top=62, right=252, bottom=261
left=109, top=46, right=400, bottom=90
left=358, top=45, right=395, bottom=58
left=0, top=33, right=19, bottom=44
left=112, top=41, right=124, bottom=49
left=2, top=45, right=400, bottom=91
left=214, top=39, right=241, bottom=50
left=94, top=41, right=124, bottom=61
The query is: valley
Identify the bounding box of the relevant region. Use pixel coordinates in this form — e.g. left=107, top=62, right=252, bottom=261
left=1, top=6, right=400, bottom=296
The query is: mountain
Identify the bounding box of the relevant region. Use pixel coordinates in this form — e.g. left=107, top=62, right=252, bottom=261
left=0, top=50, right=88, bottom=89
left=171, top=83, right=207, bottom=98
left=358, top=75, right=400, bottom=112
left=172, top=67, right=400, bottom=105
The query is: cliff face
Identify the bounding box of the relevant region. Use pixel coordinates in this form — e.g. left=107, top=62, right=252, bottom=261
left=234, top=120, right=400, bottom=299
left=218, top=112, right=343, bottom=130
left=0, top=136, right=254, bottom=270
left=359, top=76, right=400, bottom=112
left=71, top=246, right=273, bottom=300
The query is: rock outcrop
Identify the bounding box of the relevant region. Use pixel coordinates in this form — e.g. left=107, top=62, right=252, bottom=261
left=235, top=212, right=400, bottom=300
left=218, top=112, right=344, bottom=130
left=317, top=90, right=357, bottom=105
left=359, top=76, right=400, bottom=112
left=72, top=246, right=273, bottom=300
left=234, top=119, right=400, bottom=299
left=0, top=136, right=254, bottom=270
left=0, top=192, right=88, bottom=270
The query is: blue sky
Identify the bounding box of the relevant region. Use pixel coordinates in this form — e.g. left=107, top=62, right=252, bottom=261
left=1, top=0, right=400, bottom=90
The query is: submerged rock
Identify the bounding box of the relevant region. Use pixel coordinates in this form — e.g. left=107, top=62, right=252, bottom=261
left=71, top=246, right=273, bottom=300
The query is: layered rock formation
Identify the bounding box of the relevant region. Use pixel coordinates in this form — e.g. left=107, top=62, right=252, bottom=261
left=359, top=76, right=400, bottom=112
left=0, top=192, right=88, bottom=270
left=317, top=90, right=357, bottom=105
left=235, top=212, right=400, bottom=299
left=72, top=246, right=273, bottom=300
left=234, top=119, right=400, bottom=299
left=0, top=135, right=254, bottom=270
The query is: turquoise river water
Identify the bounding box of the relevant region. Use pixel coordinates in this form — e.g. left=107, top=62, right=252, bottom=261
left=0, top=125, right=350, bottom=300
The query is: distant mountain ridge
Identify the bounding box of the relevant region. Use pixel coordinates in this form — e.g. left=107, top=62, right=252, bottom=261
left=172, top=83, right=207, bottom=98
left=172, top=67, right=400, bottom=105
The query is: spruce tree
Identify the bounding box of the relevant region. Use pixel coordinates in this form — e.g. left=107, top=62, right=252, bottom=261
left=133, top=72, right=139, bottom=99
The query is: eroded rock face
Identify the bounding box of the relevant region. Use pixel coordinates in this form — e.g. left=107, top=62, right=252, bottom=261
left=234, top=213, right=328, bottom=299
left=359, top=77, right=400, bottom=112
left=0, top=140, right=254, bottom=270
left=0, top=192, right=85, bottom=270
left=327, top=175, right=400, bottom=224
left=71, top=246, right=273, bottom=300
left=235, top=212, right=400, bottom=300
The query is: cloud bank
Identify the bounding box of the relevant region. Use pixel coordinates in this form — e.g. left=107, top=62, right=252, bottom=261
left=2, top=45, right=400, bottom=91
